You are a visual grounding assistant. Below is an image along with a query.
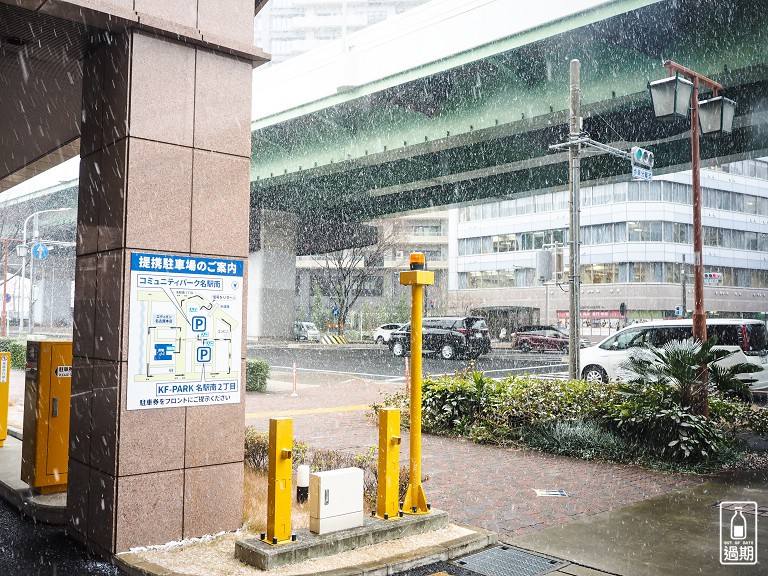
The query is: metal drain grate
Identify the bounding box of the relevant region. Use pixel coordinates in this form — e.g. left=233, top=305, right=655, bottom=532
left=453, top=545, right=566, bottom=576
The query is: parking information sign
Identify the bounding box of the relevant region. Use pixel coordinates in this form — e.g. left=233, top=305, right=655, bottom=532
left=126, top=252, right=243, bottom=410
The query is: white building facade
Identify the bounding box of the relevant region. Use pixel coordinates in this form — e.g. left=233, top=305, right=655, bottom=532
left=449, top=159, right=768, bottom=330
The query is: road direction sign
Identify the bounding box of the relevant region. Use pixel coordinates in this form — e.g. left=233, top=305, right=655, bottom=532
left=31, top=243, right=49, bottom=260
left=632, top=165, right=652, bottom=181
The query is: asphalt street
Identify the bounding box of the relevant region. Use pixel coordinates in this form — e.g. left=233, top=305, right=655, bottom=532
left=247, top=343, right=568, bottom=381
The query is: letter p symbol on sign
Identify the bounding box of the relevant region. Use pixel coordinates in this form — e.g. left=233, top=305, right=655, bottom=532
left=197, top=347, right=212, bottom=363
left=192, top=316, right=206, bottom=332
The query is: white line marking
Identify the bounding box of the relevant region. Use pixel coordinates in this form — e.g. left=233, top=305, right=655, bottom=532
left=270, top=365, right=403, bottom=380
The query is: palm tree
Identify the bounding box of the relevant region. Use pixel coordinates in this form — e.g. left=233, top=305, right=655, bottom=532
left=616, top=338, right=758, bottom=416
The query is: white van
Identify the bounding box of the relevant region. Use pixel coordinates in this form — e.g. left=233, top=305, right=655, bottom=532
left=579, top=319, right=768, bottom=390
left=293, top=321, right=321, bottom=342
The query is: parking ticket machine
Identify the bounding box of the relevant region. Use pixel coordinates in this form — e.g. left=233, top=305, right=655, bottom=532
left=21, top=341, right=72, bottom=494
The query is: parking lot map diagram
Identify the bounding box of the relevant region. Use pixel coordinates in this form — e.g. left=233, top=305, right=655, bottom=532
left=126, top=252, right=243, bottom=410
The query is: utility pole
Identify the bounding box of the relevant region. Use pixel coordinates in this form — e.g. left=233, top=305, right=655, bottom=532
left=550, top=60, right=655, bottom=378
left=681, top=255, right=687, bottom=317
left=567, top=59, right=581, bottom=380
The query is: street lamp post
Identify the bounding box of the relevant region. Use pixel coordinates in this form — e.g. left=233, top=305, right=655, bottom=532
left=649, top=61, right=736, bottom=415
left=18, top=208, right=71, bottom=334
left=1, top=237, right=18, bottom=337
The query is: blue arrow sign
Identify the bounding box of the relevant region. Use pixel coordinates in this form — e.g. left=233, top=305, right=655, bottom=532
left=31, top=243, right=49, bottom=260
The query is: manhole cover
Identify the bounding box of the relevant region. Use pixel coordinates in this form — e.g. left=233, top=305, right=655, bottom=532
left=453, top=545, right=566, bottom=576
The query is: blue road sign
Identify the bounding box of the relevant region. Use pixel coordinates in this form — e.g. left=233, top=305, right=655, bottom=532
left=332, top=306, right=341, bottom=317
left=31, top=243, right=49, bottom=260
left=631, top=165, right=652, bottom=181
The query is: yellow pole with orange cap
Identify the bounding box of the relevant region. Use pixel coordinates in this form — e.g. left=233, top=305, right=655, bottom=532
left=399, top=252, right=434, bottom=514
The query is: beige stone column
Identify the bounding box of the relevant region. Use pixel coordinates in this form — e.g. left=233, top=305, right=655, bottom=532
left=67, top=5, right=257, bottom=554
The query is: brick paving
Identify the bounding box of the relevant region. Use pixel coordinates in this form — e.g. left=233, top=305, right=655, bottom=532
left=245, top=370, right=706, bottom=539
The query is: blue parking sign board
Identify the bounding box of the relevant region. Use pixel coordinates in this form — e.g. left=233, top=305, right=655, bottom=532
left=127, top=252, right=243, bottom=410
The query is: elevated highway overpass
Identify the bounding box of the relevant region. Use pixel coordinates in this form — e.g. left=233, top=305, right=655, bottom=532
left=249, top=0, right=768, bottom=225
left=3, top=0, right=768, bottom=337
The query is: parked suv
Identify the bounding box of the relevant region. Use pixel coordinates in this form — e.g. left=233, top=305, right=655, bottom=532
left=372, top=323, right=404, bottom=345
left=579, top=318, right=768, bottom=390
left=388, top=316, right=491, bottom=360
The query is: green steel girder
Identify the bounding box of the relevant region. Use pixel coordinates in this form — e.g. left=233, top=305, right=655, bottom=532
left=250, top=0, right=768, bottom=222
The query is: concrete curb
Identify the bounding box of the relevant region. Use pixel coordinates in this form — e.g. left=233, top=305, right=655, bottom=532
left=236, top=510, right=451, bottom=570
left=114, top=523, right=498, bottom=576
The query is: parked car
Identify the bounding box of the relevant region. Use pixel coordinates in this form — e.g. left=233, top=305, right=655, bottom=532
left=511, top=325, right=591, bottom=352
left=372, top=323, right=405, bottom=345
left=293, top=321, right=321, bottom=342
left=388, top=316, right=491, bottom=360
left=579, top=318, right=768, bottom=389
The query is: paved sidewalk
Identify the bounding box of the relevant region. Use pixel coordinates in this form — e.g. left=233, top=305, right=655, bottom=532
left=247, top=370, right=704, bottom=539
left=3, top=366, right=767, bottom=575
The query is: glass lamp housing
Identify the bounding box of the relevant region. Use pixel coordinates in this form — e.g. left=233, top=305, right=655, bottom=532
left=699, top=96, right=737, bottom=134
left=649, top=74, right=694, bottom=119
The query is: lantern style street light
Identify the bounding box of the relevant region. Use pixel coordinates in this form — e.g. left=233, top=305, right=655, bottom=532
left=649, top=61, right=736, bottom=416
left=649, top=61, right=736, bottom=345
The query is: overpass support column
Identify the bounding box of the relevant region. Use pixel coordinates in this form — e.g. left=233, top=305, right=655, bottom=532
left=67, top=8, right=258, bottom=555
left=248, top=209, right=299, bottom=338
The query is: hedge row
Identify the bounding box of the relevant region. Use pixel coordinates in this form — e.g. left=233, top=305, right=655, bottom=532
left=0, top=338, right=26, bottom=369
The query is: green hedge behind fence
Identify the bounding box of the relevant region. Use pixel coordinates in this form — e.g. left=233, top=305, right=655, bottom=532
left=0, top=338, right=26, bottom=369
left=246, top=359, right=270, bottom=392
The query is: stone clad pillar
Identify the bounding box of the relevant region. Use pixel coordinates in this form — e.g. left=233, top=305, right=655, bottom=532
left=66, top=3, right=262, bottom=555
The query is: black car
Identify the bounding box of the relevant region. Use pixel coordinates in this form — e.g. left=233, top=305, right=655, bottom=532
left=388, top=316, right=491, bottom=360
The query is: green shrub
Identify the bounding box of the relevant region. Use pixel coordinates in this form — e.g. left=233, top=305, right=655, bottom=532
left=710, top=394, right=768, bottom=438
left=245, top=358, right=269, bottom=392
left=420, top=370, right=619, bottom=443
left=523, top=419, right=634, bottom=462
left=609, top=382, right=725, bottom=462
left=0, top=337, right=26, bottom=369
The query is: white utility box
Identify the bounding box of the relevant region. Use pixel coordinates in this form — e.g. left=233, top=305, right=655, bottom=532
left=309, top=467, right=365, bottom=534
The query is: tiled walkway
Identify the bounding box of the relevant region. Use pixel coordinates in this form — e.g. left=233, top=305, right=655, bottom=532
left=245, top=370, right=705, bottom=538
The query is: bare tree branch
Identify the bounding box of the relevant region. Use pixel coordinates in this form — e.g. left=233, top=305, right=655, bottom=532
left=312, top=222, right=402, bottom=334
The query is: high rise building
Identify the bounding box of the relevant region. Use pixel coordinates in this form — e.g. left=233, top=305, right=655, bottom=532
left=449, top=158, right=768, bottom=339
left=255, top=0, right=432, bottom=65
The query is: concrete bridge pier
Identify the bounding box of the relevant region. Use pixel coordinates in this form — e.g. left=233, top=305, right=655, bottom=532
left=248, top=209, right=298, bottom=339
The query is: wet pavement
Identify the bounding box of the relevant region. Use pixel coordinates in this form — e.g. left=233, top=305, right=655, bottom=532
left=0, top=495, right=125, bottom=575
left=2, top=365, right=768, bottom=575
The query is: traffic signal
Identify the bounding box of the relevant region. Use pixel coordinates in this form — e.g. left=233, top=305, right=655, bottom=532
left=631, top=146, right=654, bottom=169
left=619, top=302, right=627, bottom=316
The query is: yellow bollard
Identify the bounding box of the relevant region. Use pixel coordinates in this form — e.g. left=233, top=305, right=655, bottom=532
left=375, top=407, right=401, bottom=520
left=399, top=253, right=434, bottom=515
left=265, top=417, right=294, bottom=544
left=0, top=352, right=10, bottom=448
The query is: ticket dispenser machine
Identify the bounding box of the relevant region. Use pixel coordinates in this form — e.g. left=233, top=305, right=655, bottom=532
left=21, top=341, right=72, bottom=494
